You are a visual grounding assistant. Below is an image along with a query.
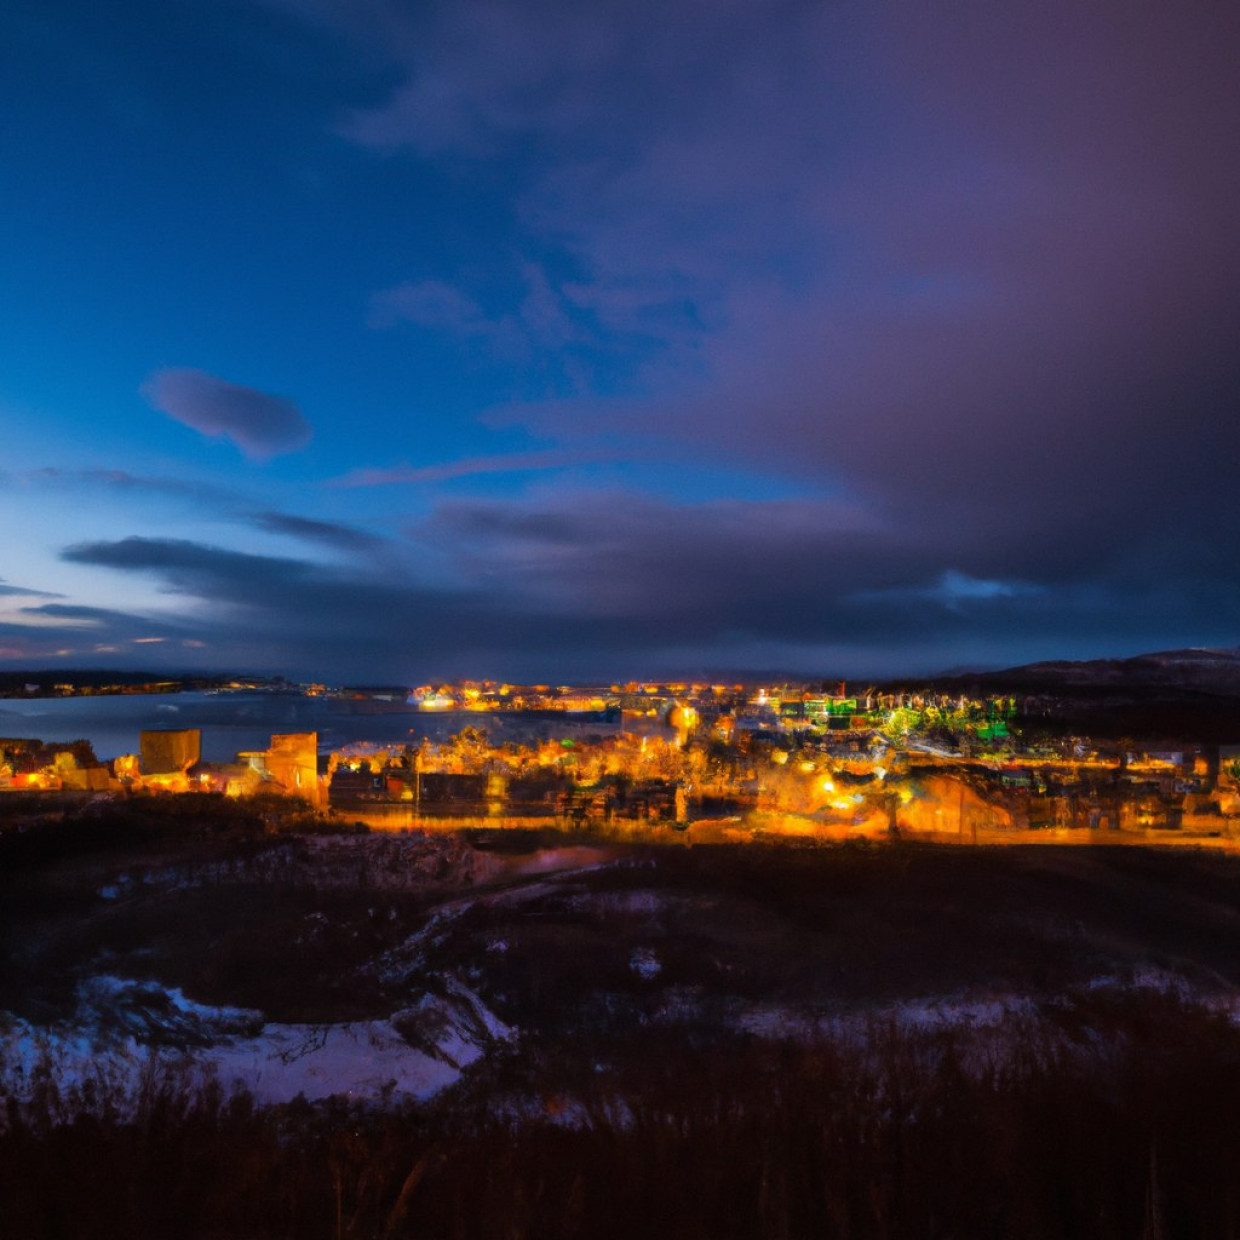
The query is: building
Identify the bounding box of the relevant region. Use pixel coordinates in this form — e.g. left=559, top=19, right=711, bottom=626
left=139, top=729, right=201, bottom=776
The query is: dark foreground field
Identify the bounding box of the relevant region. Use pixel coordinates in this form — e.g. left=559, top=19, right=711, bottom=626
left=4, top=795, right=1240, bottom=1237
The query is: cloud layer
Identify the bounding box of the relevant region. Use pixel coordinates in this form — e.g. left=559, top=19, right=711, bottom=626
left=3, top=0, right=1237, bottom=680
left=51, top=483, right=1240, bottom=681
left=324, top=0, right=1240, bottom=675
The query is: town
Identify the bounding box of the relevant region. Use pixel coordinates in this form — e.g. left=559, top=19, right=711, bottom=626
left=4, top=679, right=1239, bottom=844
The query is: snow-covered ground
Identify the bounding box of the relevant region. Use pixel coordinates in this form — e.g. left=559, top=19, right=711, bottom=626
left=0, top=972, right=514, bottom=1115
left=5, top=963, right=1236, bottom=1127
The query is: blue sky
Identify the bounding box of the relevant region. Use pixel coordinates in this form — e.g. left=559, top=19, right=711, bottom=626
left=2, top=0, right=1239, bottom=682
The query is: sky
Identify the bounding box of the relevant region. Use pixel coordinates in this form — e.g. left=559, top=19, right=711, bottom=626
left=1, top=0, right=1238, bottom=684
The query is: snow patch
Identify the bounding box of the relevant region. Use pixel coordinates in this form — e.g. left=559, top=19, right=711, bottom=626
left=630, top=948, right=662, bottom=980
left=212, top=1020, right=462, bottom=1104
left=568, top=889, right=665, bottom=916
left=367, top=899, right=476, bottom=983
left=76, top=975, right=263, bottom=1047
left=1, top=973, right=515, bottom=1117
left=393, top=976, right=514, bottom=1069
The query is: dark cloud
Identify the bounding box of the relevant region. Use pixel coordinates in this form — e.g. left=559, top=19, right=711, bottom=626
left=248, top=511, right=386, bottom=553
left=17, top=468, right=388, bottom=559
left=0, top=579, right=63, bottom=599
left=18, top=602, right=164, bottom=627
left=61, top=537, right=310, bottom=598
left=322, top=0, right=1240, bottom=660
left=49, top=483, right=1240, bottom=680
left=0, top=600, right=195, bottom=665
left=141, top=369, right=313, bottom=460
left=334, top=0, right=1240, bottom=482
left=330, top=449, right=613, bottom=487
left=0, top=626, right=76, bottom=661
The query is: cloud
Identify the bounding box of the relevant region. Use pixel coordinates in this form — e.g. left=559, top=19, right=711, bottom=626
left=16, top=467, right=387, bottom=558
left=0, top=579, right=64, bottom=600
left=850, top=572, right=1043, bottom=614
left=141, top=369, right=313, bottom=460
left=0, top=599, right=198, bottom=662
left=62, top=536, right=309, bottom=590
left=370, top=264, right=603, bottom=384
left=19, top=602, right=165, bottom=627
left=369, top=280, right=493, bottom=333
left=49, top=484, right=1240, bottom=681
left=330, top=448, right=612, bottom=487
left=310, top=0, right=1240, bottom=633
left=19, top=467, right=239, bottom=504
left=248, top=511, right=386, bottom=553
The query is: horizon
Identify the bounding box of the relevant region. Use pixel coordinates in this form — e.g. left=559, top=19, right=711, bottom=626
left=5, top=640, right=1240, bottom=696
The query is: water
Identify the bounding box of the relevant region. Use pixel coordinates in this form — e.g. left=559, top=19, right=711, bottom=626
left=0, top=692, right=632, bottom=761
